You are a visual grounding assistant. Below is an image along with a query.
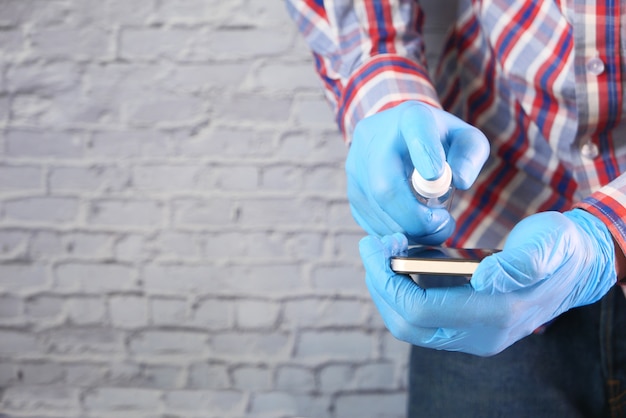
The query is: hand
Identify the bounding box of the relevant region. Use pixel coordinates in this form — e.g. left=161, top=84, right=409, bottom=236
left=346, top=101, right=489, bottom=245
left=361, top=209, right=617, bottom=356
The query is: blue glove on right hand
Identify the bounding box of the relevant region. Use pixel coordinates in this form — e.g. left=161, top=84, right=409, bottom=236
left=346, top=101, right=489, bottom=244
left=360, top=209, right=617, bottom=356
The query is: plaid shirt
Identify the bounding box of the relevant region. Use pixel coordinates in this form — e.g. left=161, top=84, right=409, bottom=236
left=286, top=0, right=626, bottom=255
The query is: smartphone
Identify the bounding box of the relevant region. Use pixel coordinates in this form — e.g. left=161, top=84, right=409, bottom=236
left=390, top=246, right=497, bottom=288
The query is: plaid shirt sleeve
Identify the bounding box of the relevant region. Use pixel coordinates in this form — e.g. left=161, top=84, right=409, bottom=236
left=575, top=175, right=626, bottom=264
left=284, top=0, right=441, bottom=143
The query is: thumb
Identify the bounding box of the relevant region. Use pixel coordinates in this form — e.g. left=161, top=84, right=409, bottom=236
left=471, top=246, right=544, bottom=294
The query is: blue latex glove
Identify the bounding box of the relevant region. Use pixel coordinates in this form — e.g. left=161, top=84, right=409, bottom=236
left=361, top=209, right=617, bottom=356
left=346, top=101, right=489, bottom=244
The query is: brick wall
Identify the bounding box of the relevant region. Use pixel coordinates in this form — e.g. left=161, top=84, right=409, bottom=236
left=0, top=1, right=454, bottom=417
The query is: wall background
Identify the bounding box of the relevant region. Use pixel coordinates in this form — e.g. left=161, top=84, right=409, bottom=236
left=0, top=1, right=453, bottom=417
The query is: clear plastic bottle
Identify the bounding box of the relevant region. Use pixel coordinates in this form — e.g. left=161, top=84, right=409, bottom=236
left=410, top=161, right=454, bottom=210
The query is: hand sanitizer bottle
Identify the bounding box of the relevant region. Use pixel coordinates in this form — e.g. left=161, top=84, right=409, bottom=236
left=410, top=161, right=454, bottom=210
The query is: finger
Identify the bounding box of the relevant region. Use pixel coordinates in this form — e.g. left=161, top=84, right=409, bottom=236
left=397, top=102, right=447, bottom=181
left=445, top=127, right=490, bottom=190
left=365, top=153, right=454, bottom=239
left=471, top=247, right=546, bottom=293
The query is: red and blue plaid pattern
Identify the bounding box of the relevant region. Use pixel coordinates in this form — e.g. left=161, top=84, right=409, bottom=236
left=286, top=0, right=626, bottom=256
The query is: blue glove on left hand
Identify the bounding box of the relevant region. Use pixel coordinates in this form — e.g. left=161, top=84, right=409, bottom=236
left=361, top=209, right=617, bottom=356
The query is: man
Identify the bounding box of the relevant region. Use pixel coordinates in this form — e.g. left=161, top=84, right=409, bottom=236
left=287, top=1, right=626, bottom=416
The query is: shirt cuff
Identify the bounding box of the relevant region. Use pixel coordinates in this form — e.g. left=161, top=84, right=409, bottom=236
left=338, top=54, right=441, bottom=143
left=574, top=188, right=626, bottom=263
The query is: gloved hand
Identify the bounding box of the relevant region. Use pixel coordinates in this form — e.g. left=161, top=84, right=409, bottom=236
left=346, top=101, right=489, bottom=245
left=361, top=209, right=617, bottom=356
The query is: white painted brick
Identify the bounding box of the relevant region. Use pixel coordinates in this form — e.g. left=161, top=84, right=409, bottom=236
left=0, top=0, right=70, bottom=27
left=187, top=362, right=230, bottom=390
left=153, top=231, right=204, bottom=259
left=129, top=330, right=207, bottom=355
left=31, top=27, right=112, bottom=59
left=275, top=366, right=316, bottom=394
left=99, top=0, right=156, bottom=25
left=88, top=130, right=170, bottom=158
left=333, top=232, right=363, bottom=260
left=164, top=390, right=246, bottom=414
left=54, top=263, right=137, bottom=293
left=1, top=385, right=80, bottom=413
left=304, top=165, right=346, bottom=192
left=18, top=362, right=64, bottom=385
left=231, top=0, right=294, bottom=28
left=66, top=296, right=106, bottom=325
left=0, top=229, right=29, bottom=259
left=88, top=199, right=164, bottom=227
left=292, top=95, right=338, bottom=129
left=319, top=364, right=354, bottom=393
left=124, top=363, right=183, bottom=389
left=209, top=164, right=259, bottom=191
left=143, top=264, right=215, bottom=294
left=41, top=327, right=125, bottom=355
left=49, top=165, right=129, bottom=193
left=0, top=330, right=39, bottom=355
left=3, top=197, right=79, bottom=223
left=0, top=264, right=48, bottom=293
left=217, top=93, right=291, bottom=124
left=5, top=129, right=83, bottom=158
left=25, top=295, right=64, bottom=321
left=62, top=232, right=114, bottom=258
left=0, top=30, right=26, bottom=57
left=109, top=295, right=149, bottom=329
left=0, top=294, right=23, bottom=318
left=0, top=165, right=43, bottom=191
left=7, top=62, right=81, bottom=95
left=213, top=263, right=305, bottom=296
left=154, top=0, right=234, bottom=24
left=237, top=197, right=326, bottom=227
left=208, top=27, right=291, bottom=59
left=235, top=299, right=280, bottom=329
left=83, top=388, right=161, bottom=412
left=132, top=164, right=201, bottom=192
left=10, top=94, right=53, bottom=124
left=261, top=164, right=303, bottom=191
left=232, top=365, right=272, bottom=391
left=192, top=298, right=234, bottom=330
left=248, top=392, right=298, bottom=416
left=295, top=331, right=375, bottom=361
left=161, top=63, right=249, bottom=94
left=311, top=264, right=369, bottom=295
left=114, top=233, right=152, bottom=262
left=204, top=231, right=285, bottom=259
left=29, top=231, right=64, bottom=258
left=178, top=126, right=274, bottom=158
left=0, top=362, right=18, bottom=386
left=125, top=92, right=206, bottom=126
left=334, top=393, right=406, bottom=418
left=285, top=231, right=327, bottom=260
left=119, top=27, right=200, bottom=61
left=244, top=61, right=320, bottom=92
left=64, top=363, right=107, bottom=386
left=149, top=297, right=189, bottom=325
left=0, top=96, right=9, bottom=121
left=210, top=332, right=291, bottom=360
left=282, top=298, right=367, bottom=328
left=328, top=200, right=359, bottom=228
left=278, top=130, right=347, bottom=162
left=354, top=362, right=396, bottom=390
left=172, top=197, right=236, bottom=226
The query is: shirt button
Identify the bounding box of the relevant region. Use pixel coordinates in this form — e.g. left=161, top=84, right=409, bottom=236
left=581, top=140, right=599, bottom=159
left=586, top=56, right=605, bottom=75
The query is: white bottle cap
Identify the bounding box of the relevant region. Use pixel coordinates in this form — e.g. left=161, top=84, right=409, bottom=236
left=411, top=162, right=452, bottom=199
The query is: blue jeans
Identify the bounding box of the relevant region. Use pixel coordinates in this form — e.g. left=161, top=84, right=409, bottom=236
left=408, top=286, right=626, bottom=418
